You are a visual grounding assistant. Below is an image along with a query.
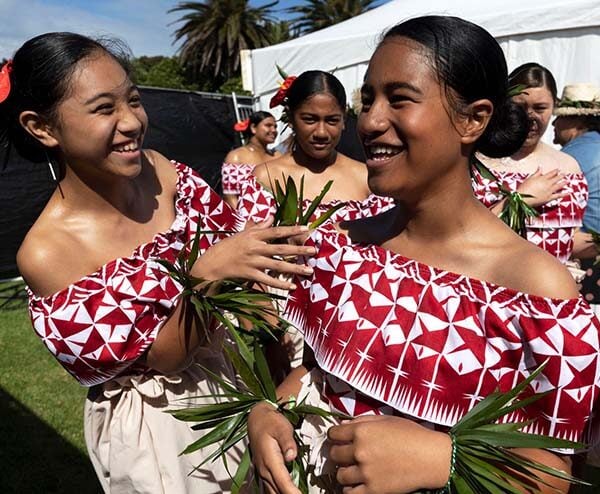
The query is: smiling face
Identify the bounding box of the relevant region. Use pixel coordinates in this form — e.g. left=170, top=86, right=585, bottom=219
left=252, top=116, right=278, bottom=145
left=512, top=86, right=554, bottom=150
left=358, top=38, right=468, bottom=200
left=290, top=92, right=344, bottom=160
left=49, top=51, right=147, bottom=178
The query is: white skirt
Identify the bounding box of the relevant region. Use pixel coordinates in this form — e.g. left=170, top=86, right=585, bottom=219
left=84, top=343, right=244, bottom=494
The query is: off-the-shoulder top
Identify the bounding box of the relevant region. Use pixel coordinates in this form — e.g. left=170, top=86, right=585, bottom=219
left=221, top=162, right=256, bottom=196
left=28, top=162, right=242, bottom=386
left=285, top=223, right=600, bottom=443
left=236, top=174, right=396, bottom=225
left=472, top=169, right=588, bottom=263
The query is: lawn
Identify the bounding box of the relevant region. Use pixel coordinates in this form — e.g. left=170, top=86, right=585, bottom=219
left=0, top=290, right=101, bottom=493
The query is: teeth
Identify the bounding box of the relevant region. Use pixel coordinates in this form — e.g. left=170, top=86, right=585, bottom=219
left=368, top=145, right=403, bottom=157
left=114, top=142, right=139, bottom=152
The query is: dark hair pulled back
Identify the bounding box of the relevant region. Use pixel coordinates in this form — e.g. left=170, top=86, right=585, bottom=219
left=381, top=16, right=528, bottom=158
left=243, top=110, right=274, bottom=138
left=285, top=70, right=346, bottom=117
left=509, top=62, right=558, bottom=101
left=0, top=32, right=131, bottom=162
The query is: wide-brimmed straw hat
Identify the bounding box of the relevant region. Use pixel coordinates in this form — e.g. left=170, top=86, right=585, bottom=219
left=554, top=83, right=600, bottom=116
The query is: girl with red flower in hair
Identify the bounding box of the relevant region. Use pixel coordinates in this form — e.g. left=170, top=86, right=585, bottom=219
left=222, top=111, right=281, bottom=208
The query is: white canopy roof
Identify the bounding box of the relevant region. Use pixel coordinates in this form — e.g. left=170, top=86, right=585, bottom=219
left=243, top=0, right=600, bottom=114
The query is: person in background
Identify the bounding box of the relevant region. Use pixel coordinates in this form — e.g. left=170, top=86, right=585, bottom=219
left=221, top=111, right=280, bottom=208
left=247, top=16, right=600, bottom=494
left=2, top=32, right=314, bottom=493
left=474, top=63, right=588, bottom=265
left=553, top=83, right=600, bottom=317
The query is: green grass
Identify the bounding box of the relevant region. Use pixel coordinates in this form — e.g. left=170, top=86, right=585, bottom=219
left=0, top=294, right=101, bottom=493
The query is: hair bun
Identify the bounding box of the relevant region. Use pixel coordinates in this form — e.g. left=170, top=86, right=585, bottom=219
left=476, top=97, right=528, bottom=158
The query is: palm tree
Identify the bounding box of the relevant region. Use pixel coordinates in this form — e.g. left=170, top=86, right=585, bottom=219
left=265, top=20, right=297, bottom=45
left=287, top=0, right=377, bottom=34
left=170, top=0, right=277, bottom=85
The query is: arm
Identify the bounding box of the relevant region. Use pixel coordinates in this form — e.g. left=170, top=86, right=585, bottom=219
left=328, top=417, right=572, bottom=493
left=248, top=348, right=317, bottom=494
left=146, top=219, right=316, bottom=374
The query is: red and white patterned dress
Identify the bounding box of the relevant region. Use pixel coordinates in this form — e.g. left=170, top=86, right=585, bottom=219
left=237, top=174, right=396, bottom=368
left=28, top=162, right=244, bottom=494
left=472, top=169, right=588, bottom=263
left=221, top=162, right=256, bottom=195
left=285, top=223, right=600, bottom=476
left=236, top=174, right=396, bottom=225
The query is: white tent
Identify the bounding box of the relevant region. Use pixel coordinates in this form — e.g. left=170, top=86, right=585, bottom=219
left=243, top=0, right=600, bottom=115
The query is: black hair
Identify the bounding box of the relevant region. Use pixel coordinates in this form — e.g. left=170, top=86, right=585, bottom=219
left=381, top=16, right=528, bottom=158
left=243, top=110, right=274, bottom=139
left=509, top=63, right=558, bottom=101
left=0, top=32, right=132, bottom=162
left=285, top=70, right=346, bottom=117
left=583, top=116, right=600, bottom=133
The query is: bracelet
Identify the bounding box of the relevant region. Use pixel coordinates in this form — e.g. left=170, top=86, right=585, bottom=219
left=445, top=433, right=457, bottom=493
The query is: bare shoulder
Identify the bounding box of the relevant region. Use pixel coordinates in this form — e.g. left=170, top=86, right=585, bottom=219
left=541, top=144, right=582, bottom=174
left=224, top=147, right=252, bottom=164
left=17, top=220, right=82, bottom=297
left=337, top=153, right=367, bottom=174
left=495, top=240, right=579, bottom=299
left=142, top=149, right=179, bottom=192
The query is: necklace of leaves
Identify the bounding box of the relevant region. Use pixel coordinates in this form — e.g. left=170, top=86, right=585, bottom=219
left=161, top=176, right=587, bottom=493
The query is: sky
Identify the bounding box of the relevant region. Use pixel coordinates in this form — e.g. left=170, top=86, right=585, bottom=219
left=0, top=0, right=301, bottom=59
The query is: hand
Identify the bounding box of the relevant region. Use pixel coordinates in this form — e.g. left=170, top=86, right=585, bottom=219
left=191, top=217, right=316, bottom=290
left=248, top=402, right=300, bottom=494
left=328, top=415, right=452, bottom=494
left=517, top=168, right=567, bottom=207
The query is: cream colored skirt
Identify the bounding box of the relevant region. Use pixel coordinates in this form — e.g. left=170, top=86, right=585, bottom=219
left=84, top=344, right=244, bottom=494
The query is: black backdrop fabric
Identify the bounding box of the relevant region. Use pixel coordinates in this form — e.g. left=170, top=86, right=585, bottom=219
left=0, top=87, right=364, bottom=278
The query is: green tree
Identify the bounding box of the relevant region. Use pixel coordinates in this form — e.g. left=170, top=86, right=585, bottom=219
left=131, top=56, right=203, bottom=90
left=265, top=20, right=296, bottom=44
left=287, top=0, right=376, bottom=34
left=170, top=0, right=277, bottom=89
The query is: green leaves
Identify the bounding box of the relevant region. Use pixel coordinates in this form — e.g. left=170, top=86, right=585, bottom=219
left=498, top=190, right=538, bottom=238
left=269, top=172, right=345, bottom=228
left=161, top=223, right=342, bottom=492
left=471, top=156, right=539, bottom=237
left=443, top=362, right=589, bottom=493
left=507, top=84, right=528, bottom=98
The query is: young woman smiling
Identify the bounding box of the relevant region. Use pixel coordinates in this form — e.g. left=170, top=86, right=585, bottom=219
left=221, top=110, right=280, bottom=209
left=247, top=16, right=600, bottom=494
left=3, top=32, right=314, bottom=493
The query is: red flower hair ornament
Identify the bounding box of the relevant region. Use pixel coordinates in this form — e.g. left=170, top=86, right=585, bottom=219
left=0, top=60, right=13, bottom=103
left=269, top=75, right=297, bottom=108
left=233, top=118, right=250, bottom=132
